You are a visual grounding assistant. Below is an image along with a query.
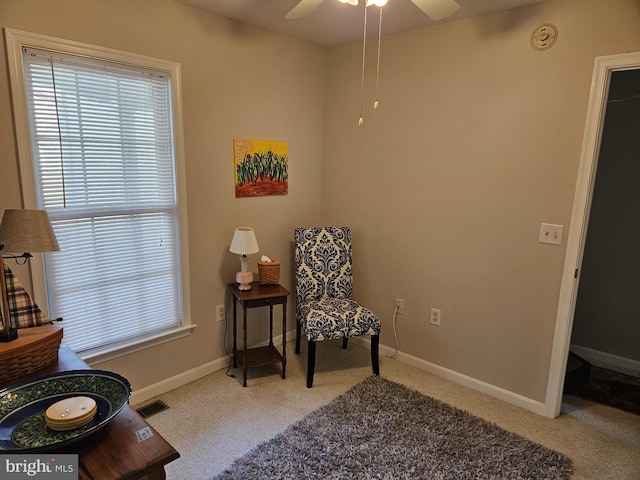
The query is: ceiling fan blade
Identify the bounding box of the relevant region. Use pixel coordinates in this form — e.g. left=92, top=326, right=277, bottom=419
left=410, top=0, right=460, bottom=21
left=285, top=0, right=326, bottom=19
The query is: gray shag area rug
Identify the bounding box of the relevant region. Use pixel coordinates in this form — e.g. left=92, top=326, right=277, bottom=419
left=212, top=376, right=573, bottom=479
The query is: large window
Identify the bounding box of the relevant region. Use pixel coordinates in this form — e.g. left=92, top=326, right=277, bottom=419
left=6, top=29, right=191, bottom=359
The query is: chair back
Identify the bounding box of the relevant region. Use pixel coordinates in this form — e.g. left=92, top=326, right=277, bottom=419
left=294, top=227, right=353, bottom=306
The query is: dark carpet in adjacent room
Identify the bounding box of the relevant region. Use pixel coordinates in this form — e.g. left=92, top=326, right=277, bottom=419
left=212, top=376, right=573, bottom=480
left=575, top=365, right=640, bottom=416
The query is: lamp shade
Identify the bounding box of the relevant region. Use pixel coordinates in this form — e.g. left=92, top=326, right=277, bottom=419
left=0, top=209, right=60, bottom=254
left=229, top=227, right=259, bottom=255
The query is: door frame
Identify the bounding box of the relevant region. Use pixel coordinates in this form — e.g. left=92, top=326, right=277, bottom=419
left=544, top=51, right=640, bottom=418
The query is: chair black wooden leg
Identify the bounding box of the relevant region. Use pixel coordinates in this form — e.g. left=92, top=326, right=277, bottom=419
left=295, top=320, right=302, bottom=354
left=342, top=337, right=348, bottom=349
left=371, top=335, right=380, bottom=376
left=307, top=341, right=316, bottom=388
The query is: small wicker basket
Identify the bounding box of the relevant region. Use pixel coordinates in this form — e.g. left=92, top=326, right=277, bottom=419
left=0, top=325, right=62, bottom=385
left=258, top=259, right=280, bottom=285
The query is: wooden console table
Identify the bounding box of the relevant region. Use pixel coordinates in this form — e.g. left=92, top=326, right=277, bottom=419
left=228, top=282, right=289, bottom=387
left=0, top=346, right=179, bottom=480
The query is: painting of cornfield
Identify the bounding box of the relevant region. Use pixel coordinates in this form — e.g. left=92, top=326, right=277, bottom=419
left=233, top=138, right=288, bottom=197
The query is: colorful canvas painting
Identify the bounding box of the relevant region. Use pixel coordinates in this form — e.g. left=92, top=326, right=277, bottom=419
left=233, top=139, right=288, bottom=197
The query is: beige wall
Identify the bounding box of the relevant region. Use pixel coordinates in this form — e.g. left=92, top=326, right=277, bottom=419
left=322, top=0, right=640, bottom=402
left=0, top=0, right=324, bottom=389
left=1, top=0, right=639, bottom=407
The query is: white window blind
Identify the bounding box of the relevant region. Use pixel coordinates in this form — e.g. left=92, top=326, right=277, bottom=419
left=21, top=47, right=183, bottom=353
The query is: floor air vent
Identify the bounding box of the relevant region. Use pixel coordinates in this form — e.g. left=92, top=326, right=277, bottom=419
left=136, top=400, right=169, bottom=418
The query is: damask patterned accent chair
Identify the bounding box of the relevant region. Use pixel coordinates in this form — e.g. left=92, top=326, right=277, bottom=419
left=294, top=226, right=380, bottom=388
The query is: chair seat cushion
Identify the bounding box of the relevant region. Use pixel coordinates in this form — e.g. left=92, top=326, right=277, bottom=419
left=300, top=296, right=381, bottom=342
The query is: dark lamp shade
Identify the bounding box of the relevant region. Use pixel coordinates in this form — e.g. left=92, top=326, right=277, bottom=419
left=0, top=209, right=60, bottom=254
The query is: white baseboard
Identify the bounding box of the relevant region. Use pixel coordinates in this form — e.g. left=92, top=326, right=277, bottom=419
left=351, top=337, right=547, bottom=416
left=130, top=328, right=297, bottom=406
left=130, top=356, right=229, bottom=406
left=570, top=344, right=640, bottom=376
left=132, top=331, right=546, bottom=417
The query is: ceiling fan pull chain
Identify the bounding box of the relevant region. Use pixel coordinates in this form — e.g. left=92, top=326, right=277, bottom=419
left=358, top=0, right=368, bottom=126
left=374, top=5, right=383, bottom=110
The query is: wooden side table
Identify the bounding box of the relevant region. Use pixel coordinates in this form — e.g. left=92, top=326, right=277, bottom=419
left=228, top=282, right=289, bottom=387
left=0, top=346, right=179, bottom=480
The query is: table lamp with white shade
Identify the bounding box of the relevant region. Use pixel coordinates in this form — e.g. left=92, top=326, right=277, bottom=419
left=229, top=227, right=259, bottom=291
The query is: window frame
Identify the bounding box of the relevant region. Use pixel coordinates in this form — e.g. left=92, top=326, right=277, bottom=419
left=5, top=28, right=193, bottom=363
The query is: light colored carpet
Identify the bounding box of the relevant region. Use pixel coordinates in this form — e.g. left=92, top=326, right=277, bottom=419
left=143, top=340, right=640, bottom=480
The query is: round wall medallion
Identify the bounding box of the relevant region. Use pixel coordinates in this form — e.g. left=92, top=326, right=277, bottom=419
left=531, top=24, right=558, bottom=51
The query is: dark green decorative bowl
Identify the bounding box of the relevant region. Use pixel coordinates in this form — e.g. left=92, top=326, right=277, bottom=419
left=0, top=370, right=131, bottom=451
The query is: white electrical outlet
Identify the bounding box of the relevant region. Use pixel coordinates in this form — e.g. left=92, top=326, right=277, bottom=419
left=216, top=304, right=225, bottom=322
left=430, top=308, right=441, bottom=326
left=395, top=298, right=404, bottom=314
left=539, top=223, right=564, bottom=245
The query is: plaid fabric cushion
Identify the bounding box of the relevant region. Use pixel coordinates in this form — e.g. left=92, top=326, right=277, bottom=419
left=1, top=264, right=52, bottom=329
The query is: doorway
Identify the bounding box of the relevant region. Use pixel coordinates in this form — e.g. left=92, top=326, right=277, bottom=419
left=545, top=51, right=640, bottom=418
left=566, top=68, right=640, bottom=414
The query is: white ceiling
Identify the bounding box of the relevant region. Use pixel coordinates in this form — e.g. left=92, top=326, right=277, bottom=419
left=178, top=0, right=552, bottom=47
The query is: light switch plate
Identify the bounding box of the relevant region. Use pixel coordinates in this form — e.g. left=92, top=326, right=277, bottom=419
left=539, top=223, right=564, bottom=245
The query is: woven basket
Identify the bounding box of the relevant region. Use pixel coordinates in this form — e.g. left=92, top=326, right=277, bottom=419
left=258, top=259, right=280, bottom=285
left=0, top=325, right=62, bottom=385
